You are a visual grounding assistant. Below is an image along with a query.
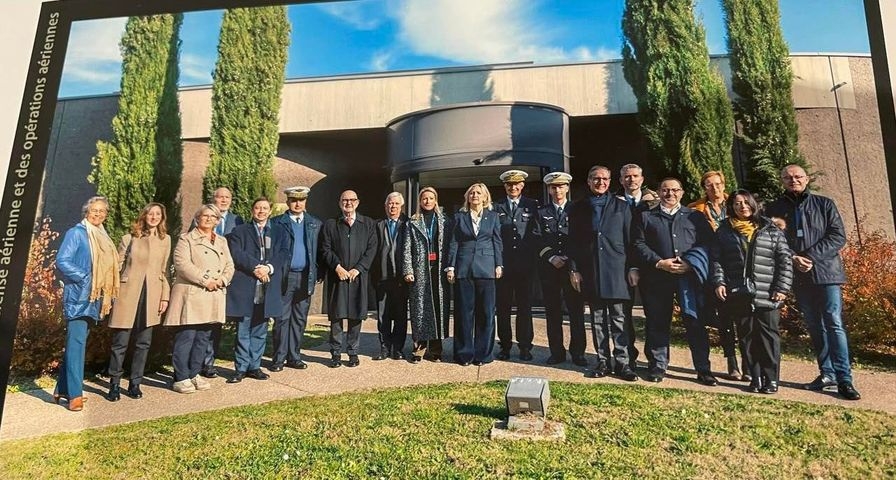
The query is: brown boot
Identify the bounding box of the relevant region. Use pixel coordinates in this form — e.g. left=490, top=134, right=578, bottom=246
left=68, top=396, right=84, bottom=412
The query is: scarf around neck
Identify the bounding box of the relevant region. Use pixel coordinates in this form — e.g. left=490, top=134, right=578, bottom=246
left=81, top=219, right=120, bottom=316
left=729, top=217, right=757, bottom=242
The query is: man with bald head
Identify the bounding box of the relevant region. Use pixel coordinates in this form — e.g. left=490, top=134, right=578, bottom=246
left=765, top=164, right=861, bottom=400
left=320, top=190, right=378, bottom=368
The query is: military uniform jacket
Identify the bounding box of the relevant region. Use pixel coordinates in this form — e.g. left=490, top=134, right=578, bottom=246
left=534, top=202, right=571, bottom=269
left=493, top=196, right=540, bottom=274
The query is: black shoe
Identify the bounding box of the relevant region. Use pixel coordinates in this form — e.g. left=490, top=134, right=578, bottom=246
left=268, top=364, right=284, bottom=372
left=628, top=359, right=638, bottom=371
left=126, top=385, right=143, bottom=399
left=286, top=360, right=308, bottom=370
left=458, top=361, right=471, bottom=366
left=423, top=354, right=442, bottom=363
left=545, top=354, right=565, bottom=365
left=760, top=381, right=778, bottom=394
left=410, top=355, right=422, bottom=364
left=585, top=360, right=610, bottom=378
left=748, top=380, right=762, bottom=393
left=472, top=360, right=483, bottom=366
left=697, top=372, right=719, bottom=386
left=838, top=382, right=861, bottom=400
left=647, top=367, right=665, bottom=383
left=106, top=384, right=121, bottom=402
left=226, top=372, right=245, bottom=384
left=329, top=355, right=342, bottom=368
left=199, top=367, right=218, bottom=379
left=246, top=369, right=270, bottom=380
left=519, top=349, right=533, bottom=361
left=496, top=350, right=511, bottom=361
left=392, top=351, right=406, bottom=360
left=572, top=356, right=589, bottom=367
left=805, top=375, right=836, bottom=391
left=347, top=355, right=360, bottom=367
left=372, top=348, right=390, bottom=361
left=615, top=365, right=638, bottom=382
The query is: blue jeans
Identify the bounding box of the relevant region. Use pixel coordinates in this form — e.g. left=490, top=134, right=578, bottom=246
left=794, top=284, right=853, bottom=383
left=55, top=316, right=91, bottom=399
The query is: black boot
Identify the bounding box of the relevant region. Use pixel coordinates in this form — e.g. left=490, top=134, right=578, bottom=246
left=106, top=383, right=121, bottom=402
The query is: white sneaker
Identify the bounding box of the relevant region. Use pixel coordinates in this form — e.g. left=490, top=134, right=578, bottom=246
left=173, top=379, right=196, bottom=394
left=191, top=375, right=211, bottom=391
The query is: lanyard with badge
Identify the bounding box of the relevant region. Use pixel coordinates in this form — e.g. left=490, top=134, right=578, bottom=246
left=425, top=215, right=437, bottom=261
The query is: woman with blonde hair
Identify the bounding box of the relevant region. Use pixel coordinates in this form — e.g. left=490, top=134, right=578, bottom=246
left=403, top=187, right=451, bottom=363
left=105, top=202, right=171, bottom=401
left=164, top=204, right=234, bottom=394
left=446, top=183, right=503, bottom=366
left=54, top=196, right=119, bottom=411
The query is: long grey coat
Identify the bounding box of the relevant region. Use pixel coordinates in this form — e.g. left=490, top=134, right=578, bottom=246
left=108, top=233, right=171, bottom=328
left=164, top=230, right=234, bottom=326
left=402, top=212, right=450, bottom=341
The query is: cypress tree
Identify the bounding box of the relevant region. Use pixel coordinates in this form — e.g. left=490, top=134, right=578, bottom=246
left=622, top=0, right=736, bottom=200
left=723, top=0, right=808, bottom=201
left=89, top=14, right=184, bottom=241
left=203, top=6, right=290, bottom=219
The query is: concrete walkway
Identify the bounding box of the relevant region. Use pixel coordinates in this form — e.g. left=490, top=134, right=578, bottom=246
left=2, top=312, right=894, bottom=441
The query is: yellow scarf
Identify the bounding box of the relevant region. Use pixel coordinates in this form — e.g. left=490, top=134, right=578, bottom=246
left=729, top=217, right=757, bottom=242
left=82, top=219, right=120, bottom=316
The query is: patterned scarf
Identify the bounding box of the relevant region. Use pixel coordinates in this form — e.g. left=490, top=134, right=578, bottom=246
left=81, top=219, right=120, bottom=316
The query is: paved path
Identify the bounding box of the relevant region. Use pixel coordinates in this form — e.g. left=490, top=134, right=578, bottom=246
left=2, top=312, right=894, bottom=441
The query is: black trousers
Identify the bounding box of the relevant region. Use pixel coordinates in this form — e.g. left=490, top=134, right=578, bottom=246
left=724, top=302, right=781, bottom=383
left=273, top=270, right=311, bottom=365
left=590, top=300, right=630, bottom=366
left=541, top=266, right=585, bottom=359
left=496, top=267, right=533, bottom=352
left=108, top=285, right=153, bottom=386
left=173, top=325, right=213, bottom=382
left=376, top=278, right=409, bottom=354
left=330, top=318, right=362, bottom=356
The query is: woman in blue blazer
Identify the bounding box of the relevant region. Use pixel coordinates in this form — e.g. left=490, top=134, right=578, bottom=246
left=447, top=183, right=503, bottom=365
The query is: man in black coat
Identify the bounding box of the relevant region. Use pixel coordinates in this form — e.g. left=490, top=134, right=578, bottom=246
left=320, top=190, right=378, bottom=368
left=372, top=192, right=410, bottom=360
left=632, top=177, right=717, bottom=385
left=568, top=166, right=637, bottom=381
left=268, top=186, right=322, bottom=372
left=765, top=164, right=860, bottom=400
left=225, top=197, right=289, bottom=383
left=533, top=172, right=587, bottom=367
left=493, top=169, right=540, bottom=361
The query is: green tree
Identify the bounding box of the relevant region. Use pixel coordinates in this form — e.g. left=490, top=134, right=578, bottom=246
left=89, top=14, right=184, bottom=241
left=203, top=6, right=290, bottom=218
left=723, top=0, right=808, bottom=200
left=622, top=0, right=736, bottom=200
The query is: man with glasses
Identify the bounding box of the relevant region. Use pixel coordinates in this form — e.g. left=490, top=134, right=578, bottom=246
left=632, top=178, right=717, bottom=385
left=765, top=165, right=861, bottom=400
left=567, top=166, right=637, bottom=381
left=268, top=186, right=322, bottom=372
left=320, top=190, right=378, bottom=368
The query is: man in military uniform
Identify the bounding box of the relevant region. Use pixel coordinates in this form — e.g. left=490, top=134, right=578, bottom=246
left=534, top=172, right=587, bottom=366
left=493, top=169, right=540, bottom=361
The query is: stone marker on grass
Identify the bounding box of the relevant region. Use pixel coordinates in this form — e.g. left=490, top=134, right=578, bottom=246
left=490, top=376, right=566, bottom=440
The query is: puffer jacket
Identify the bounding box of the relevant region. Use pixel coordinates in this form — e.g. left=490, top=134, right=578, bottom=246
left=711, top=216, right=794, bottom=311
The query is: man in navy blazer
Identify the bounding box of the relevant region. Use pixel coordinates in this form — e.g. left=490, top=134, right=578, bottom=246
left=268, top=186, right=322, bottom=371
left=493, top=169, right=541, bottom=361
left=372, top=192, right=410, bottom=360
left=632, top=177, right=717, bottom=385
left=225, top=197, right=289, bottom=383
left=198, top=186, right=244, bottom=379
left=568, top=166, right=638, bottom=381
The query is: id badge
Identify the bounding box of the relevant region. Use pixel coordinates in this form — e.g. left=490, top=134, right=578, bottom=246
left=796, top=228, right=804, bottom=238
left=428, top=252, right=437, bottom=261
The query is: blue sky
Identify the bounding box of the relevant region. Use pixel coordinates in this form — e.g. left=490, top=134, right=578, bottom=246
left=59, top=0, right=871, bottom=98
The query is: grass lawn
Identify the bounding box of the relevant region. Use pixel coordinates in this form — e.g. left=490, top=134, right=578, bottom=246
left=2, top=382, right=894, bottom=479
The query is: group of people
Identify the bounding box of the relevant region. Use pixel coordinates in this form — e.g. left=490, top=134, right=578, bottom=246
left=52, top=163, right=861, bottom=411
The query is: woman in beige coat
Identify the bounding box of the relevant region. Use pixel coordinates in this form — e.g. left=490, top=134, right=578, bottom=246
left=163, top=204, right=234, bottom=394
left=105, top=203, right=171, bottom=401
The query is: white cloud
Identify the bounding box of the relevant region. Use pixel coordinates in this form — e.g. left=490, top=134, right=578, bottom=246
left=180, top=53, right=214, bottom=85
left=62, top=17, right=126, bottom=84
left=392, top=0, right=608, bottom=65
left=367, top=49, right=395, bottom=71
left=317, top=1, right=385, bottom=30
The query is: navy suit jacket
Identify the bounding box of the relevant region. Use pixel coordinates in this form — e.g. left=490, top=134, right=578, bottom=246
left=225, top=221, right=290, bottom=318
left=269, top=212, right=322, bottom=296
left=567, top=194, right=633, bottom=301
left=632, top=205, right=713, bottom=286
left=448, top=209, right=504, bottom=279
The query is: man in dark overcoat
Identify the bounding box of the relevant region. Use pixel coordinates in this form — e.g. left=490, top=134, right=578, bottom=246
left=493, top=169, right=541, bottom=361
left=568, top=165, right=637, bottom=381
left=225, top=197, right=289, bottom=383
left=372, top=192, right=410, bottom=360
left=632, top=177, right=717, bottom=385
left=268, top=186, right=322, bottom=371
left=320, top=190, right=378, bottom=368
